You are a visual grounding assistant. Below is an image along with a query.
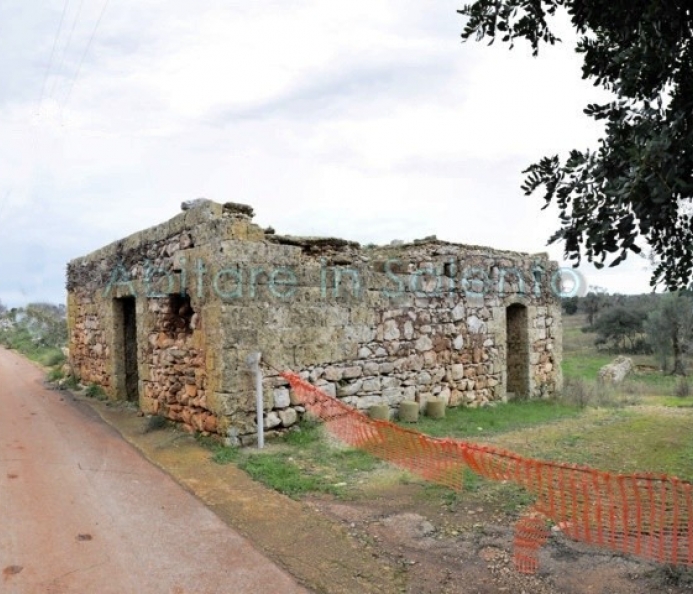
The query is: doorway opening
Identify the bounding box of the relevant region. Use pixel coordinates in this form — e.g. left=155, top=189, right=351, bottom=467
left=115, top=296, right=139, bottom=401
left=506, top=303, right=529, bottom=399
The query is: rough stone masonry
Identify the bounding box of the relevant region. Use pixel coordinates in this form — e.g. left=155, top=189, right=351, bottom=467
left=66, top=199, right=563, bottom=445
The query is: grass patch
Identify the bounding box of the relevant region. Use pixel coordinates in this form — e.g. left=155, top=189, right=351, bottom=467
left=211, top=446, right=241, bottom=464
left=404, top=400, right=582, bottom=439
left=239, top=452, right=339, bottom=498
left=47, top=367, right=64, bottom=382
left=419, top=473, right=534, bottom=515
left=653, top=396, right=693, bottom=408
left=283, top=418, right=322, bottom=446
left=327, top=448, right=379, bottom=473
left=561, top=353, right=613, bottom=381
left=38, top=348, right=66, bottom=367
left=488, top=407, right=693, bottom=481
left=62, top=375, right=80, bottom=390
left=84, top=383, right=107, bottom=400
left=1, top=331, right=66, bottom=367
left=204, top=419, right=381, bottom=499
left=673, top=376, right=691, bottom=398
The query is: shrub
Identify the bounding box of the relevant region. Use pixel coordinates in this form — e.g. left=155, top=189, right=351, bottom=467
left=85, top=383, right=106, bottom=400
left=562, top=378, right=594, bottom=408
left=42, top=350, right=66, bottom=367
left=47, top=368, right=64, bottom=382
left=144, top=414, right=168, bottom=432
left=614, top=380, right=645, bottom=406
left=62, top=375, right=80, bottom=390
left=674, top=377, right=691, bottom=398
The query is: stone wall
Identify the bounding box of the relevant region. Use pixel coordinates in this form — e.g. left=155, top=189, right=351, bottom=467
left=66, top=200, right=563, bottom=444
left=141, top=295, right=215, bottom=433
left=67, top=291, right=110, bottom=389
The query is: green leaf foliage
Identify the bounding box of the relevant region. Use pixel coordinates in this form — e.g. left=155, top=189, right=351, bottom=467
left=459, top=1, right=693, bottom=289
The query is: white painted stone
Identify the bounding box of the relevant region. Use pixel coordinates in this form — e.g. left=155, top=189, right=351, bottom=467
left=452, top=303, right=465, bottom=321
left=273, top=388, right=291, bottom=409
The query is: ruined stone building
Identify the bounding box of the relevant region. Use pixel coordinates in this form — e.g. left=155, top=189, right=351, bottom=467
left=66, top=199, right=563, bottom=444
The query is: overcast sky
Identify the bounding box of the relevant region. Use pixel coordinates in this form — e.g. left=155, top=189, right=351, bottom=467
left=0, top=1, right=655, bottom=307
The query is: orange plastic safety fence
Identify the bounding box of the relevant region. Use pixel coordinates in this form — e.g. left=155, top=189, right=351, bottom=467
left=282, top=371, right=693, bottom=574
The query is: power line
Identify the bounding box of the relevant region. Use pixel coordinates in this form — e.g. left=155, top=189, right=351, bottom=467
left=59, top=0, right=110, bottom=117
left=48, top=0, right=85, bottom=101
left=5, top=3, right=70, bottom=223
left=38, top=0, right=71, bottom=113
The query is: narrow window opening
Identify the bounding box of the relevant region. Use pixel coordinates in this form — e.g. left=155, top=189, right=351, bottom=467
left=163, top=293, right=194, bottom=337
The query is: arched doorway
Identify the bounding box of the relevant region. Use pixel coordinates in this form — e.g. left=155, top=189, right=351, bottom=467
left=506, top=303, right=529, bottom=399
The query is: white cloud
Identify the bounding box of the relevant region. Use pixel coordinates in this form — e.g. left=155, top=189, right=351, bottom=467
left=0, top=1, right=653, bottom=306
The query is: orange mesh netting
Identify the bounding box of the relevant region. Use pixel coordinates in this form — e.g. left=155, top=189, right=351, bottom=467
left=281, top=371, right=693, bottom=574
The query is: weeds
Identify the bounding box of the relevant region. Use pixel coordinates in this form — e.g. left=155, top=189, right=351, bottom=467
left=62, top=375, right=80, bottom=390
left=239, top=452, right=338, bottom=498
left=674, top=377, right=691, bottom=398
left=47, top=367, right=64, bottom=382
left=144, top=414, right=168, bottom=432
left=284, top=418, right=321, bottom=446
left=41, top=350, right=66, bottom=367
left=648, top=564, right=693, bottom=588
left=84, top=383, right=107, bottom=400
left=211, top=446, right=241, bottom=464
left=562, top=378, right=594, bottom=408
left=562, top=378, right=643, bottom=408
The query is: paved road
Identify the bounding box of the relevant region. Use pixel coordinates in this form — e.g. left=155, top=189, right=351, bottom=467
left=0, top=347, right=308, bottom=594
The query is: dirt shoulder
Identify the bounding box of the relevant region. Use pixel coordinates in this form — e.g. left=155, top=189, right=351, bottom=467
left=63, top=386, right=693, bottom=594
left=67, top=391, right=404, bottom=594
